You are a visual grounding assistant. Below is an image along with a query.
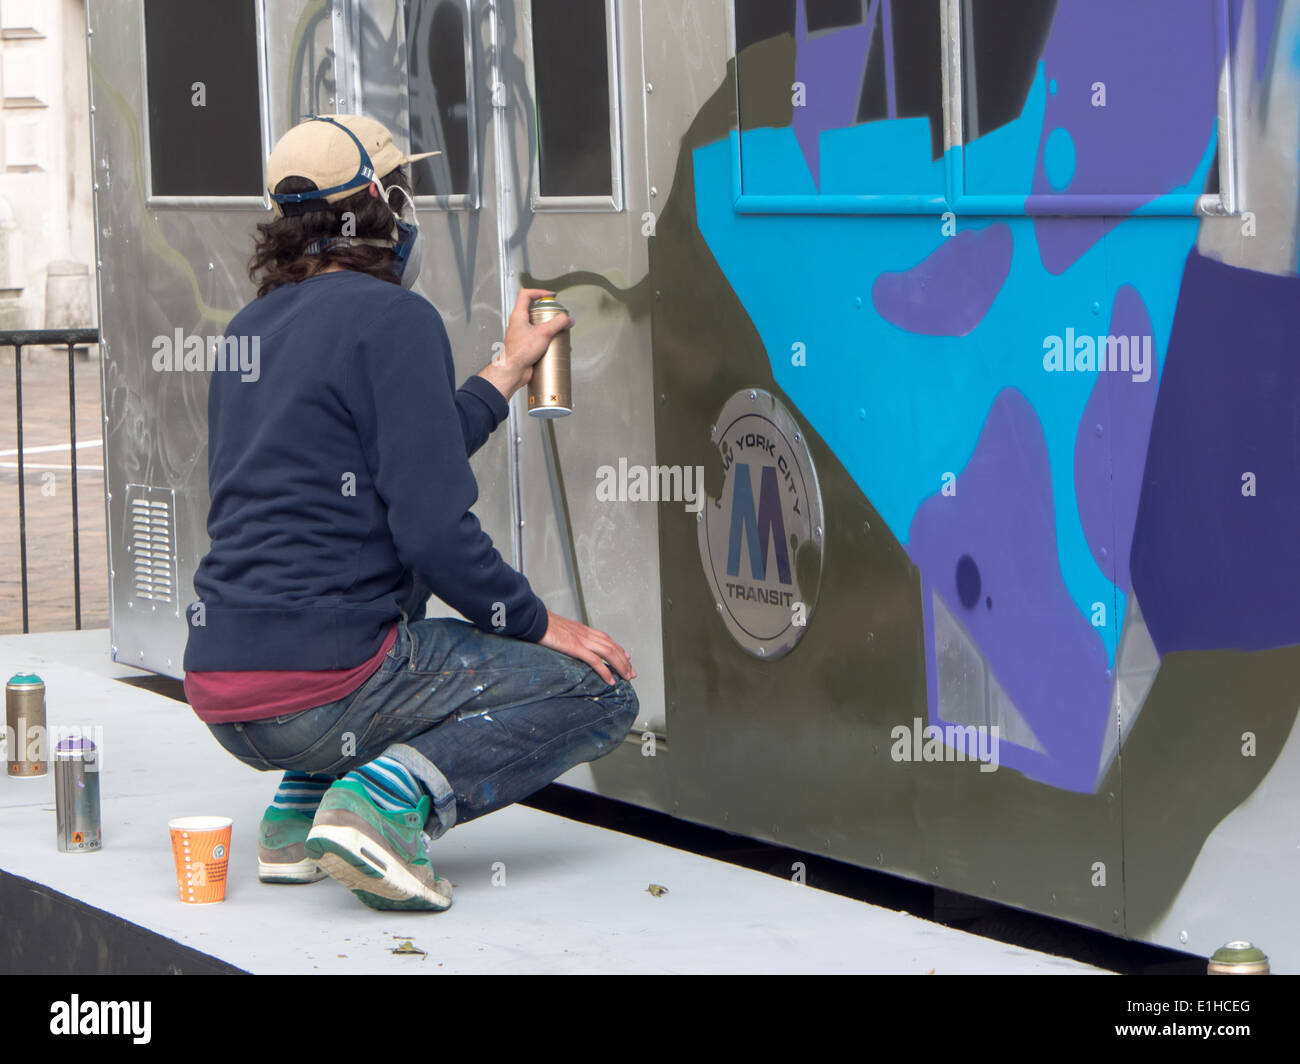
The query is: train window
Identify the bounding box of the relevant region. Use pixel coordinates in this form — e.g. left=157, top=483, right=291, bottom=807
left=733, top=0, right=946, bottom=205
left=142, top=0, right=266, bottom=203
left=806, top=0, right=865, bottom=34
left=526, top=0, right=623, bottom=210
left=957, top=0, right=1231, bottom=212
left=405, top=0, right=478, bottom=206
left=730, top=0, right=1236, bottom=216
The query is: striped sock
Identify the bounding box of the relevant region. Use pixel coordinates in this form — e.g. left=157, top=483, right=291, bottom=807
left=343, top=755, right=425, bottom=812
left=272, top=771, right=333, bottom=814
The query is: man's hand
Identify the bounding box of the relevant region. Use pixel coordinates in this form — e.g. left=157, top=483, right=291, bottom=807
left=477, top=288, right=573, bottom=402
left=538, top=610, right=636, bottom=687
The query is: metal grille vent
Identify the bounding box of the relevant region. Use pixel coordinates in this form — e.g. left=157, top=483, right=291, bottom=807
left=127, top=487, right=176, bottom=603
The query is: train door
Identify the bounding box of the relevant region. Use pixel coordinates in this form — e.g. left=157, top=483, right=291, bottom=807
left=493, top=0, right=669, bottom=798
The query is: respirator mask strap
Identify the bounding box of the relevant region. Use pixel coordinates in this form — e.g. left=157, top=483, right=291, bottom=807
left=373, top=179, right=422, bottom=289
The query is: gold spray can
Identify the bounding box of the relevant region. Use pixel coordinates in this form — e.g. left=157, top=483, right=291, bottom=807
left=527, top=297, right=572, bottom=417
left=6, top=672, right=48, bottom=777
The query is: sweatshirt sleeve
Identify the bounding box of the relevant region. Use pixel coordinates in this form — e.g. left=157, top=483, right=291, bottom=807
left=347, top=293, right=549, bottom=643
left=455, top=373, right=510, bottom=457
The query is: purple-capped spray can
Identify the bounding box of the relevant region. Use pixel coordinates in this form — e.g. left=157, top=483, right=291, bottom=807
left=54, top=736, right=101, bottom=852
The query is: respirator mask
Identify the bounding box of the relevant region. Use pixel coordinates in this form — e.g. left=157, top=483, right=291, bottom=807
left=374, top=179, right=422, bottom=290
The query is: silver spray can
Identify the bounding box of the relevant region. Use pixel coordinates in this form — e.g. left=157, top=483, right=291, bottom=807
left=54, top=736, right=101, bottom=852
left=6, top=672, right=47, bottom=778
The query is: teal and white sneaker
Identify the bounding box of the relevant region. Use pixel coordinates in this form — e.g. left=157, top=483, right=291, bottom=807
left=304, top=779, right=453, bottom=911
left=258, top=806, right=327, bottom=884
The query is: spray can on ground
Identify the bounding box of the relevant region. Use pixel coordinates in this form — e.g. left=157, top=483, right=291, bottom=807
left=527, top=297, right=572, bottom=417
left=55, top=736, right=102, bottom=852
left=6, top=672, right=47, bottom=778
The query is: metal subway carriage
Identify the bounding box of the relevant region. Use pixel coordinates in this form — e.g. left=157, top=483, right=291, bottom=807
left=86, top=0, right=1300, bottom=970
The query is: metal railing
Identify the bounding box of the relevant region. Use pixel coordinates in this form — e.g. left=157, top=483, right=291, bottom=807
left=1, top=328, right=100, bottom=633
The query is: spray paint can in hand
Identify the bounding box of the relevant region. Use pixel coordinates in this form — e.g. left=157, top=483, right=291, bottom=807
left=55, top=736, right=102, bottom=852
left=527, top=297, right=573, bottom=418
left=6, top=672, right=47, bottom=778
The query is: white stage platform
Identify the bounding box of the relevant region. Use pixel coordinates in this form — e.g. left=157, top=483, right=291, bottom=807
left=0, top=629, right=1104, bottom=974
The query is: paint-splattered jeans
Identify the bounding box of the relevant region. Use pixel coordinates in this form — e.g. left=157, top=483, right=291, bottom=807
left=206, top=617, right=639, bottom=839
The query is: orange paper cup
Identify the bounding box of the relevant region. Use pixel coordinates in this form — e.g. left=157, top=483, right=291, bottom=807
left=168, top=816, right=232, bottom=904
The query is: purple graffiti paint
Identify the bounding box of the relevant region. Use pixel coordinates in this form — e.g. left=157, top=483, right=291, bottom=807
left=1131, top=249, right=1300, bottom=655
left=791, top=0, right=874, bottom=186
left=909, top=388, right=1112, bottom=792
left=1253, top=0, right=1281, bottom=82
left=871, top=223, right=1014, bottom=337
left=1029, top=0, right=1219, bottom=272
left=1073, top=284, right=1160, bottom=592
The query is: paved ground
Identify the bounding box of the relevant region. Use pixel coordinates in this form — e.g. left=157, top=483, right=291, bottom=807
left=0, top=347, right=107, bottom=635
left=0, top=628, right=1107, bottom=974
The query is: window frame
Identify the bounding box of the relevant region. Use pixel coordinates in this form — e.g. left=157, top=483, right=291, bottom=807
left=138, top=0, right=273, bottom=210
left=403, top=0, right=482, bottom=211
left=727, top=0, right=1239, bottom=217
left=522, top=0, right=625, bottom=213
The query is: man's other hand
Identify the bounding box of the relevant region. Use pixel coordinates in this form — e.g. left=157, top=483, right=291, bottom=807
left=538, top=610, right=636, bottom=687
left=477, top=288, right=573, bottom=401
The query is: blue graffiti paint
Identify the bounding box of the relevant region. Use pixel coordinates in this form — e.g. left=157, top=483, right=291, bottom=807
left=1044, top=127, right=1077, bottom=191
left=693, top=62, right=1215, bottom=668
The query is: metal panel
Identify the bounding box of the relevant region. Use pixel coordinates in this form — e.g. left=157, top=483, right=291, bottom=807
left=90, top=0, right=320, bottom=675
left=500, top=0, right=667, bottom=753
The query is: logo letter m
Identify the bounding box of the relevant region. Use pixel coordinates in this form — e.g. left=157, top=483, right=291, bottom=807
left=726, top=463, right=792, bottom=583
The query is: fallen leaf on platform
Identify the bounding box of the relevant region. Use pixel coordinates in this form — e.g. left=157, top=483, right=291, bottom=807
left=646, top=883, right=669, bottom=897
left=391, top=940, right=427, bottom=956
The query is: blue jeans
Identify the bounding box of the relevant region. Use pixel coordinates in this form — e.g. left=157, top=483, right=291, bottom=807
left=206, top=618, right=639, bottom=839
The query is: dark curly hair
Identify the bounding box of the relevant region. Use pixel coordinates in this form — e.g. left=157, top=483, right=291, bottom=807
left=249, top=169, right=413, bottom=297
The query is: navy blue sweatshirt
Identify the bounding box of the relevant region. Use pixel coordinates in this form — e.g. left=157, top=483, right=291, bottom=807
left=183, top=269, right=549, bottom=672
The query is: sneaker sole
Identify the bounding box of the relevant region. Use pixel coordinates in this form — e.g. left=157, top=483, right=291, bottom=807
left=258, top=856, right=327, bottom=884
left=306, top=825, right=452, bottom=911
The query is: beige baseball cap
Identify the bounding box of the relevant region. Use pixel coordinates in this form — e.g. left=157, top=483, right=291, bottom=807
left=266, top=114, right=439, bottom=214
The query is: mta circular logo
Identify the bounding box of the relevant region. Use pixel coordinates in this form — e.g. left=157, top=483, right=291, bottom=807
left=697, top=390, right=824, bottom=659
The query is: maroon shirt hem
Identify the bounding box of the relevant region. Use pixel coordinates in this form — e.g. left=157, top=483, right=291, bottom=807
left=185, top=623, right=398, bottom=724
